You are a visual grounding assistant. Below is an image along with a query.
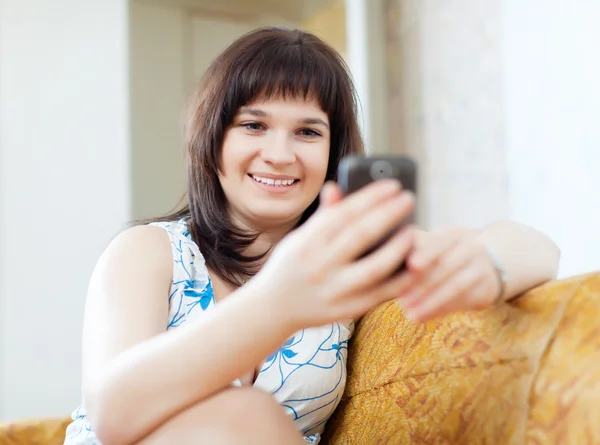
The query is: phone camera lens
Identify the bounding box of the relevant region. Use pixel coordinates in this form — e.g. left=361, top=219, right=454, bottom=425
left=370, top=160, right=394, bottom=180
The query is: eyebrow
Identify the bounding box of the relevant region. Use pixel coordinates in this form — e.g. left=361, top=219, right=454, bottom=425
left=238, top=107, right=329, bottom=129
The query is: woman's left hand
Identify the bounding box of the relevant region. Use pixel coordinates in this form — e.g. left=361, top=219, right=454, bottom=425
left=396, top=228, right=502, bottom=322
left=318, top=185, right=504, bottom=323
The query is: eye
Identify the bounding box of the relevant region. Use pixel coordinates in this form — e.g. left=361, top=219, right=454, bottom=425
left=241, top=122, right=265, bottom=133
left=297, top=128, right=321, bottom=138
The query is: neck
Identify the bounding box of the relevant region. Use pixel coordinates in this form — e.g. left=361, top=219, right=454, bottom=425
left=246, top=228, right=290, bottom=262
left=230, top=214, right=299, bottom=267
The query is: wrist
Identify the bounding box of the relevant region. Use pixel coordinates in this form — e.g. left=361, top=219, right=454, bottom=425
left=242, top=276, right=302, bottom=335
left=484, top=246, right=508, bottom=304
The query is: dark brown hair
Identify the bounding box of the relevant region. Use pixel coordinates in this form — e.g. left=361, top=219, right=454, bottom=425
left=157, top=27, right=364, bottom=286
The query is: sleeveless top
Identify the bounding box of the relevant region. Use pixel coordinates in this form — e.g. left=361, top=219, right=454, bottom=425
left=64, top=220, right=354, bottom=444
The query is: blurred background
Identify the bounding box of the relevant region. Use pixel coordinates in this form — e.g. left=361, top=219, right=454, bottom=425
left=1, top=0, right=599, bottom=422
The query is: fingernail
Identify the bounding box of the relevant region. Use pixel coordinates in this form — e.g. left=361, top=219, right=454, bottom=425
left=396, top=194, right=413, bottom=207
left=403, top=308, right=419, bottom=321
left=401, top=190, right=416, bottom=203
left=409, top=258, right=427, bottom=272
left=402, top=295, right=419, bottom=309
left=381, top=179, right=402, bottom=192
left=402, top=289, right=421, bottom=304
left=399, top=292, right=414, bottom=302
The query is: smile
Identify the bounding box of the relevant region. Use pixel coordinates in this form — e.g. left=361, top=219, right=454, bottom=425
left=249, top=174, right=299, bottom=187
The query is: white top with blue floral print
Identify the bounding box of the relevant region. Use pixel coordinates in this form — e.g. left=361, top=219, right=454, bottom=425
left=64, top=220, right=353, bottom=444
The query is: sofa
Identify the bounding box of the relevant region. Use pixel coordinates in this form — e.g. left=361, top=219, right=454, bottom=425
left=2, top=272, right=599, bottom=445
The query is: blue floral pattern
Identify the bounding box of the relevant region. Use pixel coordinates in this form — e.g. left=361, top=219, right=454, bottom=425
left=64, top=220, right=352, bottom=444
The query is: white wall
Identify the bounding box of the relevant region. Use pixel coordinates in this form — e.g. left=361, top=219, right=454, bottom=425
left=345, top=0, right=389, bottom=155
left=503, top=0, right=600, bottom=278
left=387, top=0, right=600, bottom=279
left=0, top=0, right=130, bottom=421
left=191, top=17, right=258, bottom=80
left=388, top=1, right=510, bottom=231
left=130, top=2, right=188, bottom=220
left=191, top=13, right=299, bottom=79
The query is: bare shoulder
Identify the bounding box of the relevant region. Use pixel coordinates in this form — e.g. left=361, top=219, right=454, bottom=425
left=105, top=224, right=172, bottom=259
left=82, top=224, right=174, bottom=382
left=93, top=225, right=172, bottom=280
left=87, top=223, right=174, bottom=310
left=85, top=224, right=174, bottom=313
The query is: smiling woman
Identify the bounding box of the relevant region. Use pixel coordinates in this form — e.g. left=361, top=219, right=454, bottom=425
left=61, top=24, right=561, bottom=445
left=175, top=26, right=364, bottom=287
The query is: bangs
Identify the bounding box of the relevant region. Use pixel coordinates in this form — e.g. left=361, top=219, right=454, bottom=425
left=219, top=31, right=345, bottom=121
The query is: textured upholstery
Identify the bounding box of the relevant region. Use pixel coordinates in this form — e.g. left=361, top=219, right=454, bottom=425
left=2, top=273, right=599, bottom=445
left=321, top=272, right=600, bottom=444
left=0, top=418, right=70, bottom=445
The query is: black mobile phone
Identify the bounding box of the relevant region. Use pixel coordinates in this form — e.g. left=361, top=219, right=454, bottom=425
left=337, top=155, right=417, bottom=260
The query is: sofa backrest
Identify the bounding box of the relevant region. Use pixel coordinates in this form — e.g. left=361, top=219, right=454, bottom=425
left=322, top=273, right=600, bottom=444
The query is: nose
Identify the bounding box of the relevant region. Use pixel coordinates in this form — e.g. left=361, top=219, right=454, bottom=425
left=260, top=131, right=296, bottom=166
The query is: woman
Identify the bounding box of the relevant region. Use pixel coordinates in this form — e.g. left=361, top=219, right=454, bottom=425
left=64, top=27, right=560, bottom=445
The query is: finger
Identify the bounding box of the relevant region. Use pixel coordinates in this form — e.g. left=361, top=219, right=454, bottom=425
left=319, top=181, right=343, bottom=208
left=309, top=179, right=403, bottom=237
left=398, top=240, right=475, bottom=309
left=402, top=261, right=485, bottom=322
left=370, top=269, right=420, bottom=304
left=413, top=276, right=492, bottom=322
left=327, top=191, right=415, bottom=263
left=407, top=228, right=467, bottom=272
left=335, top=224, right=416, bottom=294
left=344, top=269, right=419, bottom=319
left=464, top=269, right=502, bottom=310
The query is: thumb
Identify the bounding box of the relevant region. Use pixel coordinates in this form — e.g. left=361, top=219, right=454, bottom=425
left=319, top=181, right=344, bottom=208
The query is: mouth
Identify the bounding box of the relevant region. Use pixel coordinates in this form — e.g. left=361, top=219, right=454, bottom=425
left=248, top=174, right=300, bottom=188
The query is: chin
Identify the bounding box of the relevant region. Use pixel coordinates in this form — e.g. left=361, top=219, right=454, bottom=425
left=245, top=204, right=307, bottom=229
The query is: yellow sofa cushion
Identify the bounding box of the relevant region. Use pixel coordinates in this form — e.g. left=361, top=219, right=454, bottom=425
left=0, top=417, right=70, bottom=445
left=322, top=273, right=600, bottom=444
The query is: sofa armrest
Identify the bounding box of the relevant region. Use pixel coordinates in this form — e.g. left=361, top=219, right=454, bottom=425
left=526, top=273, right=600, bottom=443
left=322, top=272, right=600, bottom=445
left=0, top=417, right=70, bottom=445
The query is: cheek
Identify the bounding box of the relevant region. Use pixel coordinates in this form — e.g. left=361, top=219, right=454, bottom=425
left=220, top=133, right=235, bottom=175
left=302, top=144, right=330, bottom=181
left=220, top=132, right=251, bottom=176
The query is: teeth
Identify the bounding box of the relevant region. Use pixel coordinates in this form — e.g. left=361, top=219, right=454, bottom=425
left=251, top=175, right=296, bottom=186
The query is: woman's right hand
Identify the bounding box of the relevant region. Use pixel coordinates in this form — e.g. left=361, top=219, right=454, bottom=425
left=251, top=179, right=416, bottom=328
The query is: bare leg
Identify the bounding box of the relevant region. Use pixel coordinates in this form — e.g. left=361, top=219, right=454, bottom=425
left=135, top=387, right=305, bottom=445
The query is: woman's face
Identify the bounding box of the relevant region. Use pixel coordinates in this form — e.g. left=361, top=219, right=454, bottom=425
left=219, top=96, right=330, bottom=231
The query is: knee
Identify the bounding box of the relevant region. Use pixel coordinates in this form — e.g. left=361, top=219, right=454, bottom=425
left=207, top=387, right=301, bottom=442
left=213, top=387, right=289, bottom=430
left=136, top=387, right=300, bottom=445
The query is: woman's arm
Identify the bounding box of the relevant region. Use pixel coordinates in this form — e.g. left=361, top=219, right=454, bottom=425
left=395, top=221, right=561, bottom=321
left=82, top=226, right=295, bottom=445
left=83, top=181, right=421, bottom=444
left=475, top=220, right=561, bottom=301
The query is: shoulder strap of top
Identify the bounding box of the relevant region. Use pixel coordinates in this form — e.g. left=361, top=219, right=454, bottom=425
left=149, top=219, right=215, bottom=327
